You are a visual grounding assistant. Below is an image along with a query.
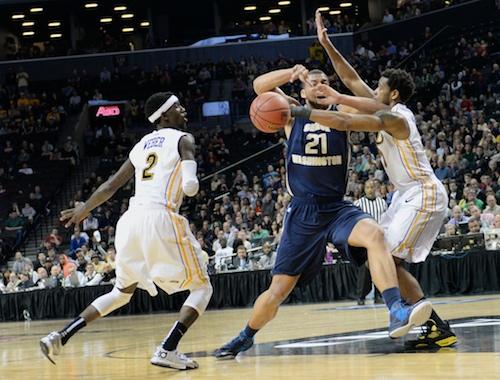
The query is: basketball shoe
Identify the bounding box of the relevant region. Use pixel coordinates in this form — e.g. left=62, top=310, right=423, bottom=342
left=150, top=347, right=199, bottom=370
left=40, top=331, right=62, bottom=364
left=213, top=331, right=254, bottom=359
left=389, top=299, right=433, bottom=338
left=405, top=320, right=458, bottom=349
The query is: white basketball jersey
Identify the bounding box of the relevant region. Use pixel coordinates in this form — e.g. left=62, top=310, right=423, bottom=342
left=129, top=128, right=187, bottom=211
left=376, top=103, right=442, bottom=194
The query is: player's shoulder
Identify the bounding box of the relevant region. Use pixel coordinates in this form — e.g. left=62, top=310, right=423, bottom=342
left=391, top=103, right=414, bottom=118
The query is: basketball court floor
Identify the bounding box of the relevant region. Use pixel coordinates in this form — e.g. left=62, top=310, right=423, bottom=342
left=2, top=294, right=500, bottom=379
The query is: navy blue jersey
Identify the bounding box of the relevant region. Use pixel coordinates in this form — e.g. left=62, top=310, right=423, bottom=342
left=285, top=116, right=350, bottom=199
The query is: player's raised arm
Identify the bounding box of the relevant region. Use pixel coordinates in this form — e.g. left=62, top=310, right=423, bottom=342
left=315, top=9, right=374, bottom=98
left=290, top=106, right=409, bottom=139
left=253, top=65, right=309, bottom=106
left=178, top=134, right=199, bottom=197
left=60, top=159, right=135, bottom=227
left=312, top=84, right=389, bottom=114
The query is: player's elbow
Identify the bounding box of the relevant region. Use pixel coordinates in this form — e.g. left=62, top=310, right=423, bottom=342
left=253, top=79, right=264, bottom=95
left=182, top=179, right=199, bottom=197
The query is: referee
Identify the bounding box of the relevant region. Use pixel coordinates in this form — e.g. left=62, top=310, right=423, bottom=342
left=354, top=180, right=387, bottom=305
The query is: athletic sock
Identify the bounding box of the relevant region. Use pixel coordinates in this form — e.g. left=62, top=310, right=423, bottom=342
left=162, top=321, right=188, bottom=351
left=416, top=298, right=448, bottom=329
left=59, top=317, right=87, bottom=346
left=381, top=287, right=402, bottom=310
left=242, top=325, right=259, bottom=338
left=429, top=309, right=448, bottom=329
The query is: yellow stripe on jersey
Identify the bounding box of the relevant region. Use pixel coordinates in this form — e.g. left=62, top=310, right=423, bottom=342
left=406, top=183, right=436, bottom=259
left=395, top=140, right=418, bottom=181
left=168, top=210, right=192, bottom=287
left=166, top=160, right=181, bottom=208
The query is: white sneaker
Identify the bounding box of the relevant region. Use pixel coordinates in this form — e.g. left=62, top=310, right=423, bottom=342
left=150, top=347, right=199, bottom=370
left=40, top=331, right=62, bottom=364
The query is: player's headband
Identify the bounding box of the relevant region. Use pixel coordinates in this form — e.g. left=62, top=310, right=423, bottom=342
left=148, top=95, right=179, bottom=123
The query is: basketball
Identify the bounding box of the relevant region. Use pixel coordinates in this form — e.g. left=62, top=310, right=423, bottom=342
left=250, top=92, right=291, bottom=133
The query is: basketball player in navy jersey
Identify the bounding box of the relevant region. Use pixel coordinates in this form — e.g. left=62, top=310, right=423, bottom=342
left=214, top=66, right=432, bottom=359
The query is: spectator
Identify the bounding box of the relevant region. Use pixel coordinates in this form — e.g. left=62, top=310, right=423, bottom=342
left=467, top=217, right=482, bottom=234
left=231, top=245, right=251, bottom=270
left=12, top=251, right=31, bottom=274
left=6, top=272, right=20, bottom=292
left=33, top=252, right=46, bottom=271
left=214, top=238, right=233, bottom=271
left=484, top=195, right=500, bottom=215
left=21, top=202, right=36, bottom=221
left=35, top=267, right=49, bottom=288
left=90, top=252, right=106, bottom=273
left=382, top=9, right=395, bottom=24
left=44, top=228, right=63, bottom=247
left=83, top=213, right=99, bottom=232
left=63, top=266, right=86, bottom=287
left=257, top=242, right=276, bottom=269
left=17, top=272, right=35, bottom=290
left=435, top=158, right=450, bottom=180
left=4, top=211, right=25, bottom=247
left=84, top=263, right=103, bottom=286
left=250, top=223, right=270, bottom=243
left=448, top=205, right=470, bottom=227
left=59, top=254, right=76, bottom=278
left=70, top=228, right=89, bottom=256
left=46, top=265, right=63, bottom=288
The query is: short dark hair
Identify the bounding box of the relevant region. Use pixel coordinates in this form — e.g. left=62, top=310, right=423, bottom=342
left=144, top=92, right=174, bottom=124
left=381, top=69, right=415, bottom=103
left=308, top=69, right=327, bottom=76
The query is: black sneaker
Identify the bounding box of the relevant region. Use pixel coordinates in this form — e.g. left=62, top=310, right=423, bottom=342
left=213, top=332, right=254, bottom=359
left=405, top=320, right=458, bottom=349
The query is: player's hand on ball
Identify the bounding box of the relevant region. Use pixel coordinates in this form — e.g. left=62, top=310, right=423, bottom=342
left=313, top=84, right=341, bottom=105
left=60, top=202, right=89, bottom=228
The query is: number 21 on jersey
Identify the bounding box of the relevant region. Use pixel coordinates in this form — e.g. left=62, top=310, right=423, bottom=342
left=142, top=153, right=158, bottom=180
left=305, top=133, right=328, bottom=155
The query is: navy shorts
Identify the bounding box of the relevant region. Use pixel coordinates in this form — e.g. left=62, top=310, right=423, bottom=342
left=273, top=196, right=372, bottom=286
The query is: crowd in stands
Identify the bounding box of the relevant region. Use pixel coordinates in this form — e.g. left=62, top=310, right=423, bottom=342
left=383, top=0, right=475, bottom=24
left=0, top=15, right=499, bottom=293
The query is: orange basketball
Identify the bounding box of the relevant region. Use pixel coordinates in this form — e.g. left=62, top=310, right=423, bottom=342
left=249, top=92, right=291, bottom=133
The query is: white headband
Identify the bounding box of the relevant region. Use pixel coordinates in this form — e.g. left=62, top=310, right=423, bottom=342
left=148, top=95, right=179, bottom=123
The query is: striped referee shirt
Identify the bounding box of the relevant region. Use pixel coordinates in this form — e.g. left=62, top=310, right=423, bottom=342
left=354, top=196, right=388, bottom=223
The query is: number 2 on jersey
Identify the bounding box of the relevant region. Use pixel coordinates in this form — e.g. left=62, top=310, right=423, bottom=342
left=305, top=133, right=328, bottom=154
left=142, top=153, right=158, bottom=180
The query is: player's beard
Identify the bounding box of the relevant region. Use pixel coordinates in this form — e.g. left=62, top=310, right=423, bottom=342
left=307, top=98, right=330, bottom=110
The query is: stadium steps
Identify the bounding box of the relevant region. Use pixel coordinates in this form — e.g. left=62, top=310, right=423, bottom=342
left=8, top=157, right=100, bottom=269
left=209, top=80, right=221, bottom=100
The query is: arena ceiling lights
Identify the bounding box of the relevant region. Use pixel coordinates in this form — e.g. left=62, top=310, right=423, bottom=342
left=278, top=1, right=291, bottom=5
left=339, top=2, right=353, bottom=7
left=244, top=5, right=257, bottom=11
left=259, top=16, right=271, bottom=21
left=50, top=33, right=62, bottom=38
left=100, top=17, right=113, bottom=23
left=22, top=31, right=34, bottom=36
left=121, top=13, right=134, bottom=19
left=84, top=2, right=98, bottom=8
left=22, top=21, right=35, bottom=27
left=269, top=8, right=281, bottom=14
left=140, top=21, right=150, bottom=27
left=48, top=21, right=61, bottom=27
left=329, top=10, right=341, bottom=14
left=12, top=14, right=25, bottom=19
left=30, top=7, right=43, bottom=13
left=317, top=6, right=330, bottom=11
left=114, top=5, right=127, bottom=11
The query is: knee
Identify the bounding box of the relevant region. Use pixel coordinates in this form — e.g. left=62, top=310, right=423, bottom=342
left=185, top=283, right=213, bottom=316
left=268, top=281, right=294, bottom=304
left=365, top=223, right=386, bottom=247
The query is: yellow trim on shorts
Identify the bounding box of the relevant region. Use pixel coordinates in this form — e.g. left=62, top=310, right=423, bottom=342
left=168, top=210, right=193, bottom=287
left=172, top=214, right=207, bottom=285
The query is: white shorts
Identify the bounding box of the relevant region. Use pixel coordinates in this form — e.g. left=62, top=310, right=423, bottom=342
left=114, top=203, right=209, bottom=296
left=380, top=183, right=448, bottom=263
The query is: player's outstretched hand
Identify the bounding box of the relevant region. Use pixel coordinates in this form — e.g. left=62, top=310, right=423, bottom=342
left=60, top=202, right=89, bottom=228
left=315, top=9, right=330, bottom=47
left=313, top=84, right=341, bottom=105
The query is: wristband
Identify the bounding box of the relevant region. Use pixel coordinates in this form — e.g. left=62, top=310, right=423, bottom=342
left=290, top=106, right=312, bottom=120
